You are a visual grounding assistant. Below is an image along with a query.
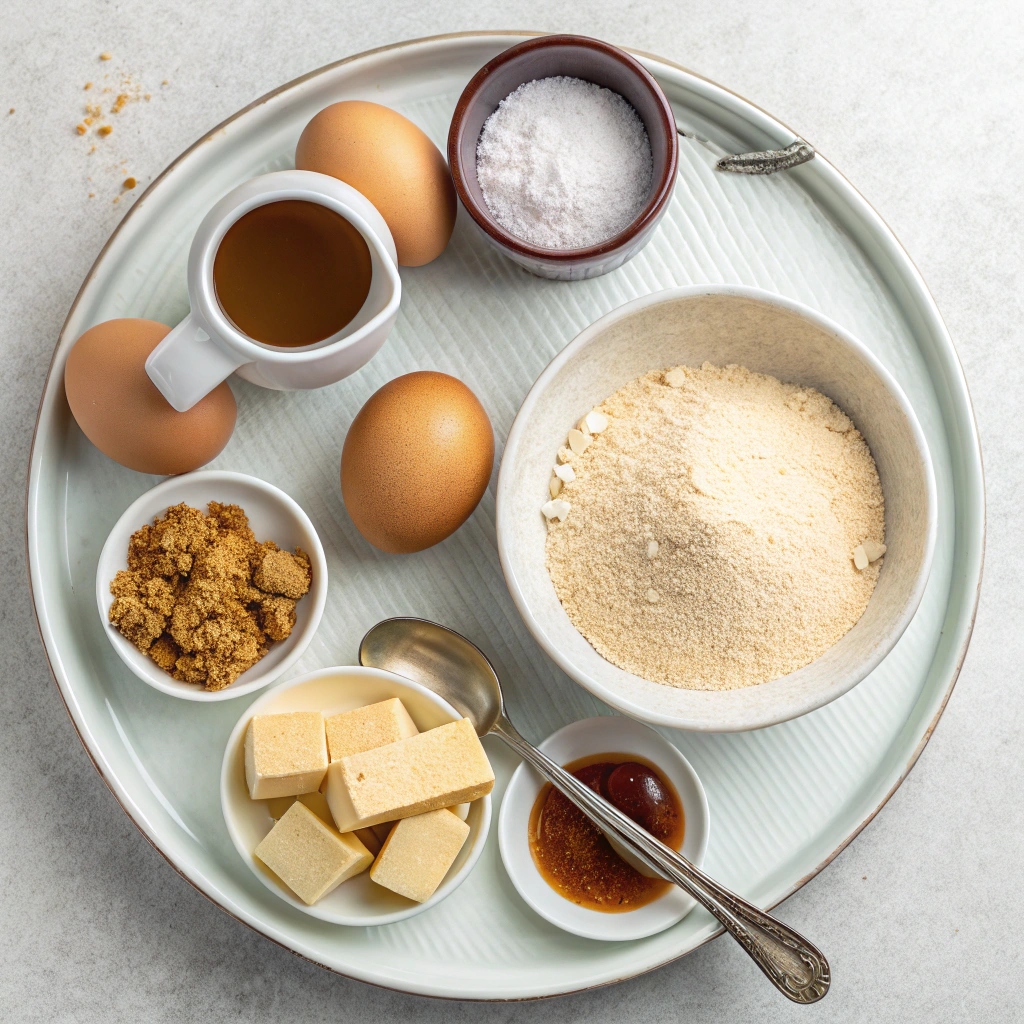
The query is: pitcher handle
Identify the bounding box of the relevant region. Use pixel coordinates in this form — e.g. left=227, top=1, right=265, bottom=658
left=146, top=314, right=245, bottom=412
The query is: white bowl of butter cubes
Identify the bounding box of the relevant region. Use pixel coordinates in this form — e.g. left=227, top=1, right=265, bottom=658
left=220, top=666, right=494, bottom=925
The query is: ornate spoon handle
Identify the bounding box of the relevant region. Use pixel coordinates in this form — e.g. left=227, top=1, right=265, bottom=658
left=716, top=139, right=815, bottom=175
left=494, top=716, right=830, bottom=1004
left=676, top=124, right=815, bottom=175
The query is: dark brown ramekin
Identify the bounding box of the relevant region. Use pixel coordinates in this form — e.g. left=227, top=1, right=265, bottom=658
left=447, top=35, right=679, bottom=281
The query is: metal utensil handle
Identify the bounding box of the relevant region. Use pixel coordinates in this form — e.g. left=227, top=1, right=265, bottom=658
left=494, top=717, right=830, bottom=1004
left=715, top=139, right=815, bottom=175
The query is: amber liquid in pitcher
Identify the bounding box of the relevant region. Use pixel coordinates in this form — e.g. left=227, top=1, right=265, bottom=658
left=213, top=199, right=373, bottom=347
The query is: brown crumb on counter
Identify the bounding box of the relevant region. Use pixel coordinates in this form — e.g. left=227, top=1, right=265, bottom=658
left=97, top=124, right=112, bottom=136
left=108, top=502, right=312, bottom=691
left=99, top=51, right=112, bottom=61
left=123, top=176, right=136, bottom=189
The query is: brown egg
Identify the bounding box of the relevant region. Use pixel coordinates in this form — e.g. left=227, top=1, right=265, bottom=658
left=341, top=371, right=494, bottom=554
left=296, top=101, right=456, bottom=267
left=64, top=318, right=236, bottom=475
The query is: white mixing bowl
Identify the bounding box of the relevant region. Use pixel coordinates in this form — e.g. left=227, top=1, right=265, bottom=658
left=496, top=286, right=936, bottom=732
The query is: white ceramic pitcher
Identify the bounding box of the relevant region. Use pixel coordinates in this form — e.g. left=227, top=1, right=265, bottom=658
left=146, top=169, right=401, bottom=412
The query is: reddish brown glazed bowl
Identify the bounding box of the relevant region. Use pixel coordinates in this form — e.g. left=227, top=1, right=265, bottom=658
left=448, top=35, right=679, bottom=281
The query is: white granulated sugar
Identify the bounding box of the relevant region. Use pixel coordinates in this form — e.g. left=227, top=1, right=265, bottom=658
left=545, top=364, right=886, bottom=691
left=476, top=76, right=654, bottom=249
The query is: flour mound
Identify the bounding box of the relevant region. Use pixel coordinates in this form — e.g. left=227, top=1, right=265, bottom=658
left=545, top=364, right=885, bottom=691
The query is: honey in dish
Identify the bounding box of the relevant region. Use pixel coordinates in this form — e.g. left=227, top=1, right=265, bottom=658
left=213, top=199, right=372, bottom=347
left=529, top=753, right=684, bottom=913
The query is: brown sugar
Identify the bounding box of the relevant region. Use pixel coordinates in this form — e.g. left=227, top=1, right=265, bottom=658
left=253, top=547, right=310, bottom=598
left=108, top=502, right=312, bottom=691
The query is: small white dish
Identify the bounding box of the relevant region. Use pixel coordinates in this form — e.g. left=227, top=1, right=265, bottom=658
left=220, top=665, right=492, bottom=926
left=96, top=470, right=327, bottom=701
left=496, top=285, right=938, bottom=732
left=499, top=716, right=709, bottom=941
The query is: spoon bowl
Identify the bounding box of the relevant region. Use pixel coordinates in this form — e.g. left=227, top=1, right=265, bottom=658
left=359, top=617, right=503, bottom=735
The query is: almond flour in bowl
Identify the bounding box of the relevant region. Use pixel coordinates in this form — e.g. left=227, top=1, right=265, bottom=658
left=543, top=364, right=886, bottom=691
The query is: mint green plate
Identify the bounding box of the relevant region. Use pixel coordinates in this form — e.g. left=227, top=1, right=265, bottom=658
left=27, top=32, right=984, bottom=1000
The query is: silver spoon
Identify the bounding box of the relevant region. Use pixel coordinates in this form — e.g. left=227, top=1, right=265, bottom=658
left=359, top=617, right=830, bottom=1004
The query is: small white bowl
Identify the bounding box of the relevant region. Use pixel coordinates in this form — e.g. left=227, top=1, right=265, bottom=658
left=96, top=470, right=327, bottom=701
left=499, top=716, right=709, bottom=941
left=220, top=666, right=492, bottom=926
left=496, top=285, right=937, bottom=732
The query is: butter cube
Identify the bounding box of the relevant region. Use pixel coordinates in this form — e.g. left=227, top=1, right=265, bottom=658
left=265, top=790, right=333, bottom=824
left=254, top=801, right=372, bottom=905
left=325, top=718, right=494, bottom=832
left=245, top=712, right=328, bottom=800
left=325, top=698, right=418, bottom=761
left=370, top=808, right=470, bottom=903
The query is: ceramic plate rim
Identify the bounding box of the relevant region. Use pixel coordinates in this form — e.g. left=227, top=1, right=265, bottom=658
left=25, top=31, right=985, bottom=1000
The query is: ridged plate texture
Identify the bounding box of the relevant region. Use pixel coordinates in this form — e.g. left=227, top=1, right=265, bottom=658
left=27, top=33, right=984, bottom=1000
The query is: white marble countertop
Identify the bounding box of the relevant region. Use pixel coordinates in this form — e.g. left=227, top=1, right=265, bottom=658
left=2, top=1, right=1020, bottom=1020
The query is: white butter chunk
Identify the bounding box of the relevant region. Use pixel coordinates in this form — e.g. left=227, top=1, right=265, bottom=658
left=541, top=498, right=571, bottom=522
left=862, top=540, right=887, bottom=562
left=567, top=429, right=592, bottom=455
